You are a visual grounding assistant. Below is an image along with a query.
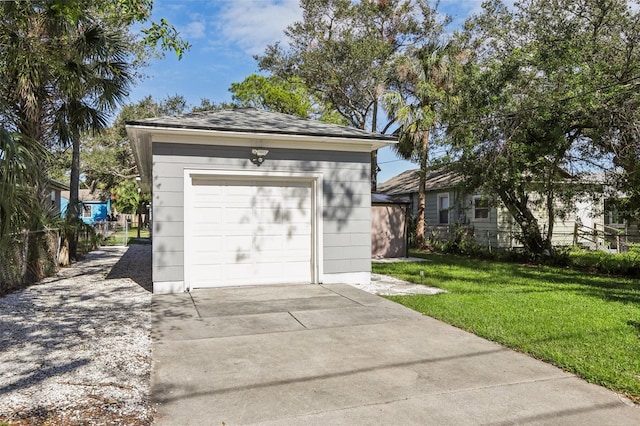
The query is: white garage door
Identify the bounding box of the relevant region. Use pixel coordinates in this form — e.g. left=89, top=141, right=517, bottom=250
left=187, top=178, right=313, bottom=288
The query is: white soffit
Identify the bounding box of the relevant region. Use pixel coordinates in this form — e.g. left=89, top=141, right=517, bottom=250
left=126, top=115, right=395, bottom=193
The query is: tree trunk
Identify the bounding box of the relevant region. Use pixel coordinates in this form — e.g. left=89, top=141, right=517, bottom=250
left=544, top=186, right=555, bottom=254
left=371, top=150, right=378, bottom=192
left=137, top=211, right=141, bottom=239
left=497, top=188, right=546, bottom=254
left=371, top=100, right=378, bottom=192
left=66, top=130, right=81, bottom=260
left=415, top=129, right=429, bottom=248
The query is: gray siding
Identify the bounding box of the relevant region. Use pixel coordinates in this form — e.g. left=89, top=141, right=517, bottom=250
left=152, top=142, right=371, bottom=284
left=422, top=190, right=462, bottom=226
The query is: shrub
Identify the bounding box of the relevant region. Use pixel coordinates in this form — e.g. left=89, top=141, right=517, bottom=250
left=426, top=224, right=494, bottom=258
left=567, top=248, right=640, bottom=276
left=423, top=234, right=640, bottom=277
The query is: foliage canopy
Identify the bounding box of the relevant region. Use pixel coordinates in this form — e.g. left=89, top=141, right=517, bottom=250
left=445, top=0, right=640, bottom=254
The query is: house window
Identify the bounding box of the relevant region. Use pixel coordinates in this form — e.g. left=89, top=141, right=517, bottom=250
left=438, top=193, right=449, bottom=224
left=473, top=196, right=490, bottom=221
left=82, top=204, right=92, bottom=219
left=609, top=210, right=625, bottom=225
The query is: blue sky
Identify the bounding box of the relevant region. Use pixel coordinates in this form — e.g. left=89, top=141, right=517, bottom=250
left=128, top=0, right=487, bottom=183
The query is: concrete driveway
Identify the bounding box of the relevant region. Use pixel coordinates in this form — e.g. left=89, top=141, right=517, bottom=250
left=151, top=284, right=638, bottom=425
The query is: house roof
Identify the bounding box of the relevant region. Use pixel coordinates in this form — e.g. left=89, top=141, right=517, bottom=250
left=372, top=193, right=411, bottom=204
left=46, top=178, right=69, bottom=192
left=127, top=107, right=396, bottom=192
left=377, top=167, right=463, bottom=195
left=61, top=189, right=106, bottom=203
left=127, top=107, right=397, bottom=142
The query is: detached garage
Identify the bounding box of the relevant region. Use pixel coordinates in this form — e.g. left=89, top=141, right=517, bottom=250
left=126, top=108, right=395, bottom=293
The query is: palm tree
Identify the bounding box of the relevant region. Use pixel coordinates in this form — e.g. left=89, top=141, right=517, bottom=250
left=383, top=40, right=458, bottom=248
left=1, top=0, right=56, bottom=214
left=0, top=129, right=47, bottom=239
left=1, top=2, right=133, bottom=259
left=54, top=21, right=133, bottom=259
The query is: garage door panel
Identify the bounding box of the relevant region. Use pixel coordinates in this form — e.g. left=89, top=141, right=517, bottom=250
left=187, top=178, right=313, bottom=288
left=254, top=202, right=310, bottom=218
left=190, top=264, right=222, bottom=279
left=191, top=236, right=223, bottom=253
left=250, top=247, right=309, bottom=261
left=253, top=263, right=283, bottom=280
left=192, top=207, right=222, bottom=224
left=191, top=248, right=259, bottom=265
left=222, top=263, right=259, bottom=282
left=253, top=233, right=310, bottom=250
left=253, top=226, right=309, bottom=239
left=284, top=225, right=312, bottom=237
left=254, top=261, right=309, bottom=279
left=216, top=207, right=253, bottom=222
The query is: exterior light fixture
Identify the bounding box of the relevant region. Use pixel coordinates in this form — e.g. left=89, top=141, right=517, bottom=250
left=251, top=148, right=269, bottom=166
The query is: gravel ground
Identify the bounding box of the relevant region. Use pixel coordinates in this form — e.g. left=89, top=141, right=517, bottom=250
left=0, top=245, right=153, bottom=425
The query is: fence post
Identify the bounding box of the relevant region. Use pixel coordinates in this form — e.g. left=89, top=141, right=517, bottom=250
left=124, top=219, right=128, bottom=247
left=22, top=230, right=29, bottom=284
left=55, top=229, right=61, bottom=266
left=573, top=222, right=578, bottom=246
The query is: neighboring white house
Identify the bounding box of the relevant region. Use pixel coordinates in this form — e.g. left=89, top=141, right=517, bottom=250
left=127, top=108, right=395, bottom=293
left=376, top=168, right=633, bottom=250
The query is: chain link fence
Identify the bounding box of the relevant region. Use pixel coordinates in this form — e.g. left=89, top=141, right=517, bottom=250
left=93, top=220, right=131, bottom=246
left=0, top=220, right=124, bottom=294
left=0, top=229, right=61, bottom=294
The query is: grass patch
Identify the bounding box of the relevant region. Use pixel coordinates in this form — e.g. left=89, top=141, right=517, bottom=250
left=103, top=227, right=150, bottom=246
left=374, top=252, right=640, bottom=401
left=567, top=247, right=640, bottom=276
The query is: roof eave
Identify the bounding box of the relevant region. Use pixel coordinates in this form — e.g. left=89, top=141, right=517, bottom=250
left=126, top=126, right=152, bottom=193
left=126, top=124, right=394, bottom=149
left=126, top=124, right=396, bottom=192
left=47, top=178, right=70, bottom=192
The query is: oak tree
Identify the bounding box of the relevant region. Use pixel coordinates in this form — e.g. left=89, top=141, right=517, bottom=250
left=446, top=0, right=640, bottom=254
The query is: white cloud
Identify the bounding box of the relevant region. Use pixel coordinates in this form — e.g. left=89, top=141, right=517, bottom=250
left=440, top=0, right=516, bottom=18
left=182, top=20, right=206, bottom=39
left=215, top=0, right=302, bottom=55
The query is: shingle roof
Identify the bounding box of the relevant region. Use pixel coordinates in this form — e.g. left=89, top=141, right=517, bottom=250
left=371, top=193, right=411, bottom=204
left=61, top=189, right=106, bottom=202
left=47, top=178, right=69, bottom=192
left=126, top=107, right=396, bottom=141
left=377, top=167, right=463, bottom=195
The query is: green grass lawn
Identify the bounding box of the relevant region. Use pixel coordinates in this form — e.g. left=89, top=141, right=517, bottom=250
left=374, top=252, right=640, bottom=401
left=103, top=226, right=150, bottom=246
left=567, top=246, right=640, bottom=276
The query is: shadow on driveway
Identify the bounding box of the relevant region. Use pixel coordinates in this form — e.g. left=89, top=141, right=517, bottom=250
left=105, top=244, right=152, bottom=292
